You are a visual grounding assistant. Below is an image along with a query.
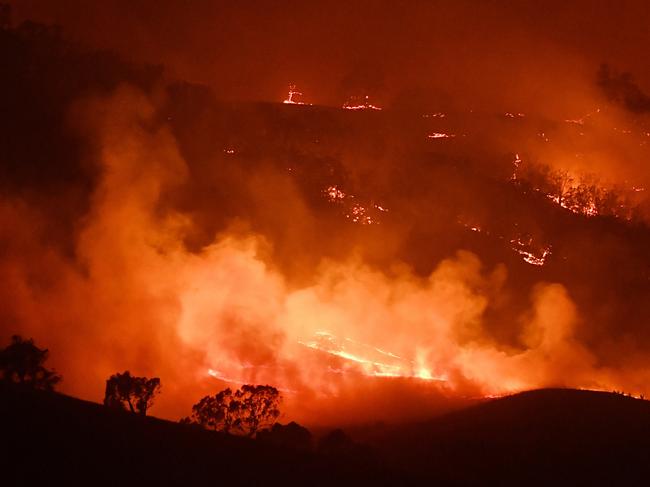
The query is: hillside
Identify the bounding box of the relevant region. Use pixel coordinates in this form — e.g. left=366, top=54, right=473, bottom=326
left=362, top=388, right=650, bottom=485
left=0, top=382, right=404, bottom=486
left=3, top=11, right=650, bottom=462
left=3, top=385, right=650, bottom=485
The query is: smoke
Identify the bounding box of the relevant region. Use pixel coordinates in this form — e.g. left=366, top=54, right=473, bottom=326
left=1, top=84, right=642, bottom=425
left=597, top=64, right=650, bottom=114
left=8, top=1, right=650, bottom=114
left=10, top=0, right=650, bottom=192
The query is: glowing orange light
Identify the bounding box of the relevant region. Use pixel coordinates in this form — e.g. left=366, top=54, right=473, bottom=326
left=427, top=132, right=456, bottom=139
left=283, top=84, right=306, bottom=105
left=510, top=237, right=552, bottom=266
left=342, top=95, right=382, bottom=111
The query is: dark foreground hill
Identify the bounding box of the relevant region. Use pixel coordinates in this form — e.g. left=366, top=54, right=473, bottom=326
left=3, top=385, right=650, bottom=486
left=0, top=383, right=404, bottom=486
left=360, top=388, right=650, bottom=485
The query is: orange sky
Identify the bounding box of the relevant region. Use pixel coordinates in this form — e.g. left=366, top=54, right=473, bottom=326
left=8, top=0, right=650, bottom=113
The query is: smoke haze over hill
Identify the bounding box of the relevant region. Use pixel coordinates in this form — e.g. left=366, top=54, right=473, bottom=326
left=2, top=2, right=650, bottom=425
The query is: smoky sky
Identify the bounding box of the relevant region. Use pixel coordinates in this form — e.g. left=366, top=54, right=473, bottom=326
left=598, top=64, right=650, bottom=113
left=4, top=0, right=650, bottom=425
left=9, top=0, right=650, bottom=114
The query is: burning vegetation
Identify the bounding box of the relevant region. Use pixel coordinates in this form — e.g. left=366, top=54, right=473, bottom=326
left=342, top=95, right=382, bottom=111
left=283, top=84, right=308, bottom=105
left=2, top=6, right=650, bottom=428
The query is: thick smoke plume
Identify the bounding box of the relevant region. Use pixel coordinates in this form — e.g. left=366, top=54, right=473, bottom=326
left=3, top=2, right=650, bottom=426
left=1, top=85, right=645, bottom=425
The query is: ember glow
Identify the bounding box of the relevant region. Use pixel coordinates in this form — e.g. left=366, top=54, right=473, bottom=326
left=298, top=330, right=437, bottom=380
left=324, top=185, right=346, bottom=202
left=323, top=185, right=388, bottom=225
left=4, top=87, right=650, bottom=424
left=283, top=84, right=307, bottom=105
left=5, top=1, right=650, bottom=428
left=342, top=95, right=382, bottom=111
left=427, top=132, right=456, bottom=139
left=510, top=237, right=552, bottom=266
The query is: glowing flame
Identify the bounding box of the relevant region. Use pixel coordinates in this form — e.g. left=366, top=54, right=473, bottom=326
left=509, top=160, right=633, bottom=219
left=7, top=87, right=650, bottom=426
left=207, top=368, right=243, bottom=385
left=325, top=185, right=346, bottom=202
left=427, top=132, right=456, bottom=139
left=510, top=237, right=552, bottom=266
left=511, top=153, right=523, bottom=181
left=347, top=204, right=374, bottom=224
left=547, top=193, right=599, bottom=217
left=283, top=84, right=307, bottom=105
left=323, top=185, right=388, bottom=225
left=564, top=107, right=600, bottom=125
left=342, top=95, right=382, bottom=111
left=298, top=331, right=446, bottom=381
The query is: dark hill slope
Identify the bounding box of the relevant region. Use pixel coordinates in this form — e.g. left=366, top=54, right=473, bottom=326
left=366, top=388, right=650, bottom=485
left=3, top=385, right=650, bottom=486
left=0, top=383, right=405, bottom=486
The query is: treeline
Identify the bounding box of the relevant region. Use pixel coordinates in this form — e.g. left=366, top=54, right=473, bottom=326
left=0, top=335, right=368, bottom=455
left=513, top=159, right=644, bottom=221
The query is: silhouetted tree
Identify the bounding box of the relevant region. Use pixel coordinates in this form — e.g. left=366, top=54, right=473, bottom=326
left=317, top=428, right=355, bottom=455
left=317, top=428, right=378, bottom=463
left=182, top=388, right=239, bottom=432
left=257, top=421, right=312, bottom=450
left=185, top=384, right=281, bottom=437
left=0, top=335, right=61, bottom=390
left=104, top=371, right=161, bottom=416
left=238, top=384, right=282, bottom=435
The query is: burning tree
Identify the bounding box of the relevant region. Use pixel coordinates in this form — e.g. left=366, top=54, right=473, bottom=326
left=283, top=84, right=304, bottom=105
left=0, top=335, right=61, bottom=390
left=513, top=160, right=637, bottom=219
left=184, top=384, right=281, bottom=437
left=103, top=371, right=161, bottom=416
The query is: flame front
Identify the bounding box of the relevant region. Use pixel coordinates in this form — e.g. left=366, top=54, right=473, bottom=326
left=3, top=85, right=650, bottom=426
